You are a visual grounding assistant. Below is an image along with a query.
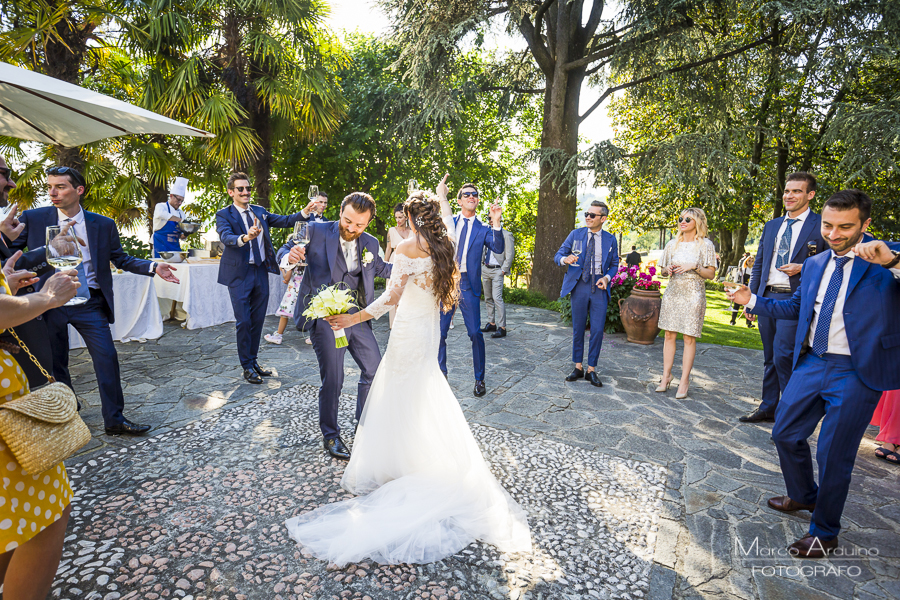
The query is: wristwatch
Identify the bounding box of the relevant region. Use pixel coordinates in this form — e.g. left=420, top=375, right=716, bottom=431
left=885, top=250, right=900, bottom=269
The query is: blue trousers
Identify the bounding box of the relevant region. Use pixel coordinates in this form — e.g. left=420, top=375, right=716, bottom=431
left=439, top=277, right=485, bottom=381
left=45, top=293, right=126, bottom=427
left=570, top=279, right=609, bottom=368
left=772, top=353, right=881, bottom=540
left=227, top=264, right=269, bottom=369
left=757, top=290, right=797, bottom=413
left=310, top=314, right=381, bottom=439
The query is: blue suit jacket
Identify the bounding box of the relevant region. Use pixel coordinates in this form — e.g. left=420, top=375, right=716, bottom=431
left=452, top=216, right=505, bottom=292
left=276, top=221, right=392, bottom=328
left=10, top=206, right=155, bottom=323
left=215, top=204, right=303, bottom=286
left=555, top=228, right=620, bottom=298
left=749, top=211, right=827, bottom=295
left=750, top=242, right=900, bottom=391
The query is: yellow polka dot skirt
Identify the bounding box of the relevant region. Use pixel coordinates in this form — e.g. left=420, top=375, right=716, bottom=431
left=0, top=349, right=74, bottom=552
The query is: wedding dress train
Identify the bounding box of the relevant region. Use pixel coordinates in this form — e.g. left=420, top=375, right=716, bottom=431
left=285, top=252, right=532, bottom=566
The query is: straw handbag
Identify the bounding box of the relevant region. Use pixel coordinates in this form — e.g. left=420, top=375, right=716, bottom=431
left=0, top=328, right=91, bottom=475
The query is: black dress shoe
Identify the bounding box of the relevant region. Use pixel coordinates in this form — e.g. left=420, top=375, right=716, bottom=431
left=243, top=368, right=263, bottom=384
left=586, top=371, right=603, bottom=387
left=474, top=380, right=486, bottom=397
left=739, top=407, right=775, bottom=423
left=481, top=323, right=497, bottom=332
left=565, top=368, right=584, bottom=382
left=491, top=328, right=507, bottom=338
left=253, top=362, right=273, bottom=376
left=324, top=437, right=351, bottom=460
left=105, top=418, right=151, bottom=436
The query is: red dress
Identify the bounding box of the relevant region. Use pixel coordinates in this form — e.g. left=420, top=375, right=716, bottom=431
left=871, top=390, right=900, bottom=445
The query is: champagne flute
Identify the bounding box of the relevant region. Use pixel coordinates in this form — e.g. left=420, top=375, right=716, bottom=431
left=407, top=179, right=418, bottom=196
left=292, top=222, right=310, bottom=267
left=46, top=225, right=87, bottom=306
left=308, top=185, right=319, bottom=215
left=571, top=239, right=582, bottom=266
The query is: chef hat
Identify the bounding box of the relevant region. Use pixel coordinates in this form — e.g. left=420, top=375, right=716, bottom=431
left=170, top=177, right=189, bottom=198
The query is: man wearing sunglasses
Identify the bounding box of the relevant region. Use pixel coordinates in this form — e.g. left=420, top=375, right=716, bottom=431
left=438, top=183, right=504, bottom=397
left=740, top=172, right=827, bottom=424
left=8, top=165, right=180, bottom=436
left=554, top=200, right=620, bottom=387
left=216, top=172, right=306, bottom=384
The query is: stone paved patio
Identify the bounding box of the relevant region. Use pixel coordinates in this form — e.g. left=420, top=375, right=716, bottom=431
left=59, top=303, right=900, bottom=600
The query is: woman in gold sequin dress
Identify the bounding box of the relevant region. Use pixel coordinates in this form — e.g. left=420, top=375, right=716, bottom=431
left=656, top=208, right=718, bottom=399
left=0, top=260, right=78, bottom=600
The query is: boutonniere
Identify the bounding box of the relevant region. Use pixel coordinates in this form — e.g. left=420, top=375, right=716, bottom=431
left=362, top=249, right=374, bottom=266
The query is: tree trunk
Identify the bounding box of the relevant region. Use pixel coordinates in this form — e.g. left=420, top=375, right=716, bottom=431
left=250, top=106, right=272, bottom=209
left=528, top=67, right=584, bottom=300
left=147, top=184, right=168, bottom=242
left=773, top=138, right=788, bottom=219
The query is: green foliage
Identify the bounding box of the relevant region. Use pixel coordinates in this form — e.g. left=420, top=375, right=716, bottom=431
left=119, top=235, right=152, bottom=260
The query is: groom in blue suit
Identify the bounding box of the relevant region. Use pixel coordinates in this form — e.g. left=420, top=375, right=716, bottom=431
left=730, top=190, right=900, bottom=558
left=555, top=201, right=619, bottom=387
left=438, top=183, right=504, bottom=398
left=742, top=172, right=826, bottom=423
left=216, top=172, right=305, bottom=384
left=277, top=192, right=392, bottom=460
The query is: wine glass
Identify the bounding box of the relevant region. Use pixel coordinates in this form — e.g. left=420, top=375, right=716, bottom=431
left=292, top=222, right=310, bottom=267
left=308, top=185, right=319, bottom=203
left=46, top=225, right=87, bottom=306
left=407, top=179, right=418, bottom=196
left=571, top=239, right=583, bottom=266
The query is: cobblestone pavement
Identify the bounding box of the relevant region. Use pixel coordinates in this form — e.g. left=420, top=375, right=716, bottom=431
left=60, top=304, right=899, bottom=600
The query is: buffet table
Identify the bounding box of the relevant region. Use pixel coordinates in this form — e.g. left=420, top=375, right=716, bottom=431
left=154, top=259, right=288, bottom=330
left=69, top=271, right=164, bottom=349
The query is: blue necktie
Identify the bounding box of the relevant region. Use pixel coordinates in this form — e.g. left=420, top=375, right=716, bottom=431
left=811, top=255, right=851, bottom=356
left=244, top=210, right=263, bottom=265
left=775, top=218, right=799, bottom=269
left=582, top=234, right=595, bottom=283
left=456, top=218, right=469, bottom=264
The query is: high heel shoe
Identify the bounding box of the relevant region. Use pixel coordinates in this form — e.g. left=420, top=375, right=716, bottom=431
left=675, top=378, right=691, bottom=399
left=655, top=376, right=673, bottom=392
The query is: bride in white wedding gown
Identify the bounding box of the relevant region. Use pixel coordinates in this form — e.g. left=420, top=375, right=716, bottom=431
left=284, top=177, right=531, bottom=566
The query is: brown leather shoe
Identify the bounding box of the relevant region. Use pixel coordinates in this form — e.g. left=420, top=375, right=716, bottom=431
left=789, top=534, right=838, bottom=558
left=767, top=496, right=816, bottom=513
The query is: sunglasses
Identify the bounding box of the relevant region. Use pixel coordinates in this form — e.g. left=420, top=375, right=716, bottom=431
left=678, top=217, right=693, bottom=223
left=46, top=165, right=86, bottom=187
left=232, top=186, right=251, bottom=192
left=460, top=191, right=479, bottom=198
left=584, top=212, right=603, bottom=219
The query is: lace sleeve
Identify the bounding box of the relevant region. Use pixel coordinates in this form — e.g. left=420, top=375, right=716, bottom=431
left=365, top=254, right=419, bottom=320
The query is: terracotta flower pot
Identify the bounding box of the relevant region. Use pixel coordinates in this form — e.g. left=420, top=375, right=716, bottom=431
left=618, top=288, right=662, bottom=344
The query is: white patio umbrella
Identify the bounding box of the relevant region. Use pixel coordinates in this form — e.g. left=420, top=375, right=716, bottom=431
left=0, top=61, right=214, bottom=146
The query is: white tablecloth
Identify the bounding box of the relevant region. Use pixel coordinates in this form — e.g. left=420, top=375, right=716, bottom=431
left=69, top=272, right=164, bottom=349
left=154, top=260, right=288, bottom=330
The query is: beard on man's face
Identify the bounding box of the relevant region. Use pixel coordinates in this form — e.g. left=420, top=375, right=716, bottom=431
left=339, top=222, right=363, bottom=242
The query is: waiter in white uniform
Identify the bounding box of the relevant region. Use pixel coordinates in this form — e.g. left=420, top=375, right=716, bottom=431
left=154, top=177, right=189, bottom=320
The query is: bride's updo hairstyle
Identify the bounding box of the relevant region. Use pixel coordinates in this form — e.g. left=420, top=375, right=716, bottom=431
left=405, top=191, right=460, bottom=311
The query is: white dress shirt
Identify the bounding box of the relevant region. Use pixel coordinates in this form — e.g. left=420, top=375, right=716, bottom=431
left=234, top=206, right=265, bottom=264
left=340, top=236, right=358, bottom=271
left=152, top=200, right=185, bottom=232
left=767, top=207, right=810, bottom=287
left=455, top=216, right=476, bottom=273
left=58, top=208, right=97, bottom=288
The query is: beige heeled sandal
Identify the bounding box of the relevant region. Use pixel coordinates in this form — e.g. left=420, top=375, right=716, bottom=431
left=675, top=378, right=691, bottom=399
left=655, top=376, right=673, bottom=393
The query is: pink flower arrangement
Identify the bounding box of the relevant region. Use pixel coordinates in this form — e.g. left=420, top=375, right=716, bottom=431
left=610, top=264, right=661, bottom=292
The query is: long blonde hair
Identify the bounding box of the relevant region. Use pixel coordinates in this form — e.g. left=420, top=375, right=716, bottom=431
left=674, top=207, right=709, bottom=248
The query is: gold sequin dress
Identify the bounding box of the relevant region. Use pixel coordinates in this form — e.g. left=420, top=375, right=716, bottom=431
left=0, top=342, right=74, bottom=552
left=657, top=238, right=717, bottom=338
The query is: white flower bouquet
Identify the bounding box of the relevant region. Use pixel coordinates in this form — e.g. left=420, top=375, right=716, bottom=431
left=302, top=284, right=359, bottom=348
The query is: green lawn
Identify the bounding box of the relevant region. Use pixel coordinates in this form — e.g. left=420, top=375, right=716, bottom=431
left=658, top=285, right=763, bottom=350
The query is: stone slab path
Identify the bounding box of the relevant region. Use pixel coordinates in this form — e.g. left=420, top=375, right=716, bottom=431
left=58, top=303, right=899, bottom=600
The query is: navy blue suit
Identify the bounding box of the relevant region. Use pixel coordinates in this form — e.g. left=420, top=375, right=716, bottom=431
left=10, top=206, right=157, bottom=427
left=438, top=216, right=505, bottom=381
left=750, top=244, right=900, bottom=540
left=216, top=204, right=303, bottom=369
left=555, top=228, right=619, bottom=368
left=748, top=212, right=827, bottom=413
left=277, top=222, right=391, bottom=438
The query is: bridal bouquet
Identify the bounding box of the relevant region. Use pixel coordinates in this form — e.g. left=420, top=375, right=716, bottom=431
left=302, top=284, right=359, bottom=348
